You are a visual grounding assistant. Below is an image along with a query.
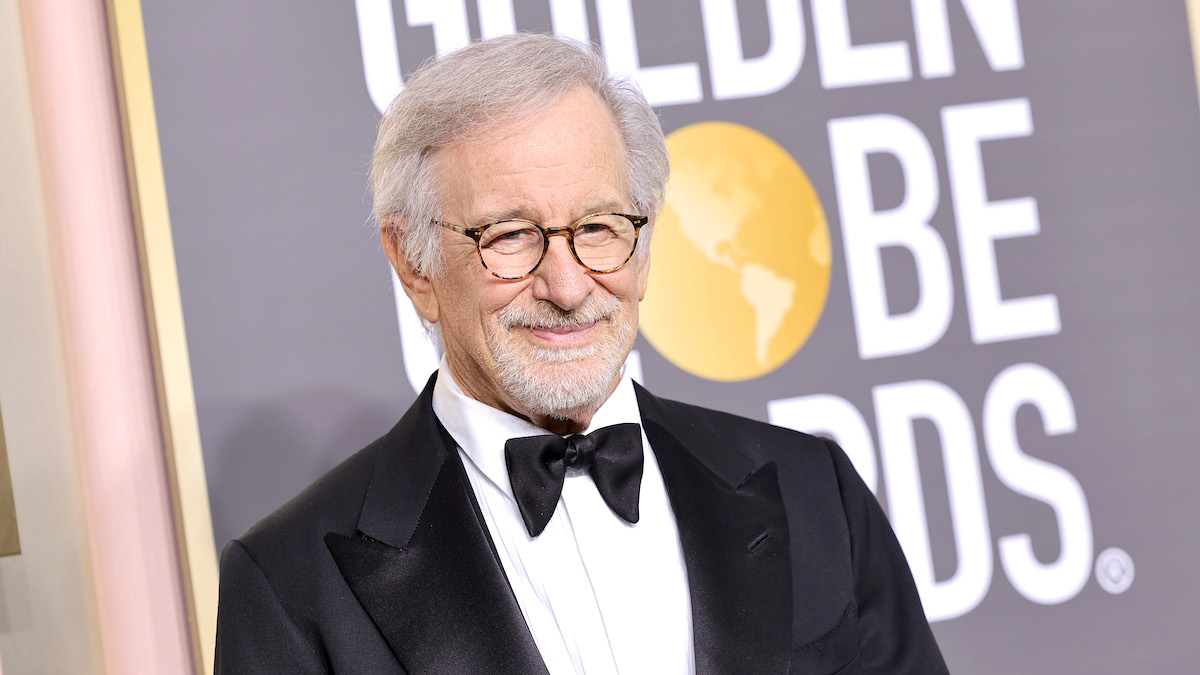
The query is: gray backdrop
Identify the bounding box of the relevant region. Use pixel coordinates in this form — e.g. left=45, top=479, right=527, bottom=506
left=143, top=1, right=1200, bottom=672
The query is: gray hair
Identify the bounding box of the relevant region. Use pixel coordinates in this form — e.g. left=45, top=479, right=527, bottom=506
left=370, top=33, right=669, bottom=277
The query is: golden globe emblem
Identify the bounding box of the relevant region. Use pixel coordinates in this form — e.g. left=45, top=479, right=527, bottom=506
left=640, top=122, right=831, bottom=382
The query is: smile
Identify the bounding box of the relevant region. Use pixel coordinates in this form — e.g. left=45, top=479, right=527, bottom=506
left=524, top=321, right=601, bottom=346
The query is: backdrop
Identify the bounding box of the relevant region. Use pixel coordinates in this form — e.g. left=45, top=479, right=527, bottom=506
left=141, top=1, right=1200, bottom=671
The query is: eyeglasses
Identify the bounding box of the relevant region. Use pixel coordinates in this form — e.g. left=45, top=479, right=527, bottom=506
left=436, top=212, right=648, bottom=280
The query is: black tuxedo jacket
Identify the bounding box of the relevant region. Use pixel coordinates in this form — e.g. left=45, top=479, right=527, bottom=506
left=215, top=377, right=947, bottom=674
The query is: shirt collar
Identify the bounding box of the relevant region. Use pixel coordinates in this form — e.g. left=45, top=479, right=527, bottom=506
left=431, top=356, right=642, bottom=502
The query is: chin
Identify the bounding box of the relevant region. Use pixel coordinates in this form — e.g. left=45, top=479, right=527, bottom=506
left=490, top=326, right=633, bottom=419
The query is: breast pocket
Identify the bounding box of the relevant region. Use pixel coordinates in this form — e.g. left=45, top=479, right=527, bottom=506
left=789, top=602, right=861, bottom=675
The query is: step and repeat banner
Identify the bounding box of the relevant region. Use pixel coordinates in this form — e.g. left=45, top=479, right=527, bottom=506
left=142, top=1, right=1200, bottom=671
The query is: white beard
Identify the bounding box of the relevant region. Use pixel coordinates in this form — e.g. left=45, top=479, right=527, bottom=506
left=487, top=293, right=635, bottom=419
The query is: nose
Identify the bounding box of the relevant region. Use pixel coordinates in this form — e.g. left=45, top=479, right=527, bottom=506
left=529, top=232, right=594, bottom=310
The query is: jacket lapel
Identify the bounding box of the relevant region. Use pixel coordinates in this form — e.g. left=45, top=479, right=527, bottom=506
left=325, top=376, right=548, bottom=674
left=636, top=384, right=793, bottom=675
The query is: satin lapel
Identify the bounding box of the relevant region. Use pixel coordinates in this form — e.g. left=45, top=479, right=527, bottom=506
left=326, top=376, right=548, bottom=675
left=636, top=385, right=793, bottom=675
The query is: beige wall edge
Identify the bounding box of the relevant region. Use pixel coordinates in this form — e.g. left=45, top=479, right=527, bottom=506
left=106, top=1, right=219, bottom=671
left=0, top=0, right=103, bottom=670
left=19, top=0, right=196, bottom=671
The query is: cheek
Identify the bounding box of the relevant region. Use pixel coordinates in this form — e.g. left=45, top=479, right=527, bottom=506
left=599, top=270, right=642, bottom=304
left=457, top=280, right=530, bottom=332
left=431, top=272, right=482, bottom=332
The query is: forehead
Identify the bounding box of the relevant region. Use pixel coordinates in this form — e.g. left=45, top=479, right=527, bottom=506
left=432, top=87, right=628, bottom=222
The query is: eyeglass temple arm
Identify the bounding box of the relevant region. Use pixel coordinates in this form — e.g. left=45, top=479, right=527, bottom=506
left=434, top=219, right=484, bottom=242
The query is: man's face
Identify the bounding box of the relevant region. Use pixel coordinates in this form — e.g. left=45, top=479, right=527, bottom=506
left=419, top=86, right=650, bottom=424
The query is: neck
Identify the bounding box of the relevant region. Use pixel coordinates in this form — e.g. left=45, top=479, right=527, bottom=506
left=526, top=406, right=599, bottom=436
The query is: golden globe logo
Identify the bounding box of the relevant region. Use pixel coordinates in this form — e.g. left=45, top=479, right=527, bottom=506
left=640, top=122, right=831, bottom=381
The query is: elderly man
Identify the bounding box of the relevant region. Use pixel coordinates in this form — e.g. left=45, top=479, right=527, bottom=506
left=215, top=34, right=948, bottom=674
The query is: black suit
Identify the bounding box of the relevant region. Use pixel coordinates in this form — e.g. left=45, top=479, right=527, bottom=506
left=215, top=376, right=948, bottom=674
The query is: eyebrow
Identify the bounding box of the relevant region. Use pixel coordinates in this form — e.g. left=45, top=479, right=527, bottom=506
left=467, top=208, right=535, bottom=229
left=467, top=201, right=628, bottom=229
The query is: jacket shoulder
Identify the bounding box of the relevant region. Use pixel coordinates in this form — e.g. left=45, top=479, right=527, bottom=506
left=216, top=428, right=411, bottom=673
left=635, top=385, right=836, bottom=468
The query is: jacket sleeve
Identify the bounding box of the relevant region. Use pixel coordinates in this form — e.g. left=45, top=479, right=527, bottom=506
left=215, top=539, right=329, bottom=675
left=824, top=438, right=951, bottom=674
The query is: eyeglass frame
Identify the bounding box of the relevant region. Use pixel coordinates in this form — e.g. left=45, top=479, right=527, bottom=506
left=434, top=212, right=649, bottom=280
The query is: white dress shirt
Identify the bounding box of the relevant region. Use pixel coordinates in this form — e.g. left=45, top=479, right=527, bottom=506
left=432, top=361, right=694, bottom=675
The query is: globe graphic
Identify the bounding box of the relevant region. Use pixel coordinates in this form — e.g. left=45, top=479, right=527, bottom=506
left=640, top=122, right=831, bottom=381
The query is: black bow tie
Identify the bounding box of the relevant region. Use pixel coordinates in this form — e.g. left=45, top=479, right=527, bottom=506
left=504, top=423, right=644, bottom=537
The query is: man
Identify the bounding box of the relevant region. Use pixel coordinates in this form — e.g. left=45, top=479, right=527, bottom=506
left=216, top=33, right=948, bottom=674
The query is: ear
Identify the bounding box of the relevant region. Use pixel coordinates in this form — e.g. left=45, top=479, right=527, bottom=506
left=381, top=220, right=440, bottom=324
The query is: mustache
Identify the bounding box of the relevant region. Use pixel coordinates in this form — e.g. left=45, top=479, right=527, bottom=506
left=497, top=294, right=622, bottom=329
